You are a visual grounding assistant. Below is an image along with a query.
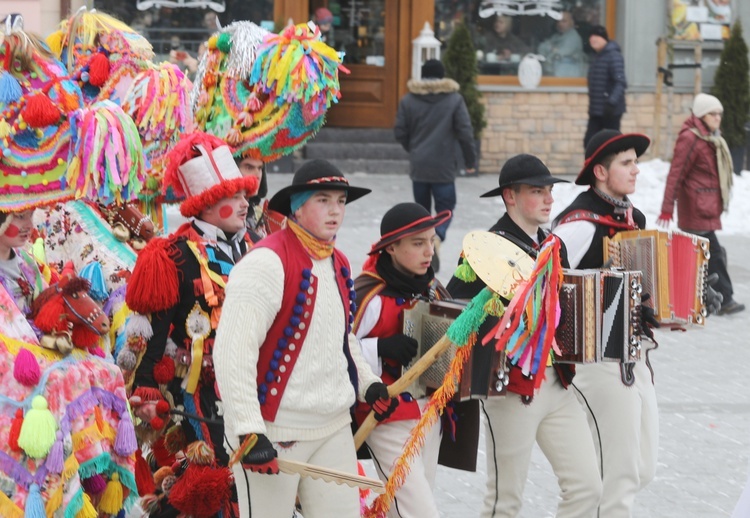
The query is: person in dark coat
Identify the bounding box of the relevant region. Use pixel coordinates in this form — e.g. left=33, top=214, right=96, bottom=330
left=657, top=93, right=743, bottom=315
left=394, top=59, right=477, bottom=271
left=584, top=25, right=627, bottom=147
left=447, top=155, right=602, bottom=518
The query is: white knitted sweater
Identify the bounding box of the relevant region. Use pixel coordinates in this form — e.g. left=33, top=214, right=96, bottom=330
left=214, top=247, right=380, bottom=443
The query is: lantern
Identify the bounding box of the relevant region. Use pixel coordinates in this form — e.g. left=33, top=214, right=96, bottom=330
left=412, top=22, right=441, bottom=80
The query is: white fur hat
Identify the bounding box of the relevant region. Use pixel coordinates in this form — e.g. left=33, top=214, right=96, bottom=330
left=692, top=93, right=723, bottom=118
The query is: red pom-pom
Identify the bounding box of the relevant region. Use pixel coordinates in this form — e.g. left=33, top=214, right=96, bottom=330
left=150, top=416, right=165, bottom=430
left=155, top=399, right=171, bottom=415
left=9, top=409, right=23, bottom=452
left=150, top=437, right=176, bottom=468
left=153, top=356, right=176, bottom=385
left=21, top=94, right=61, bottom=128
left=168, top=464, right=232, bottom=517
left=126, top=238, right=180, bottom=314
left=135, top=449, right=156, bottom=496
left=88, top=52, right=111, bottom=87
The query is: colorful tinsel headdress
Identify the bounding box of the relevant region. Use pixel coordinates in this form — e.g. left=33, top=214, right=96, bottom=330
left=46, top=8, right=154, bottom=105
left=0, top=16, right=83, bottom=212
left=192, top=22, right=347, bottom=162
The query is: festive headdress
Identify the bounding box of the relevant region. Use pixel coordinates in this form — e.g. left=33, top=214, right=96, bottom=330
left=164, top=131, right=259, bottom=218
left=0, top=15, right=82, bottom=212
left=46, top=8, right=154, bottom=105
left=193, top=21, right=347, bottom=162
left=268, top=159, right=370, bottom=215
left=577, top=130, right=650, bottom=186
left=369, top=203, right=451, bottom=254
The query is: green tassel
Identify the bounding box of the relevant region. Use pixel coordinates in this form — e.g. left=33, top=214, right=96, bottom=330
left=447, top=288, right=494, bottom=346
left=18, top=396, right=58, bottom=459
left=483, top=294, right=506, bottom=317
left=454, top=258, right=477, bottom=283
left=217, top=32, right=232, bottom=54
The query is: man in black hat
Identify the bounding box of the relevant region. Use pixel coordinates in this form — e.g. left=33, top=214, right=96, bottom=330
left=395, top=58, right=477, bottom=272
left=552, top=129, right=657, bottom=518
left=585, top=24, right=628, bottom=147
left=447, top=154, right=602, bottom=518
left=351, top=202, right=451, bottom=518
left=213, top=159, right=399, bottom=518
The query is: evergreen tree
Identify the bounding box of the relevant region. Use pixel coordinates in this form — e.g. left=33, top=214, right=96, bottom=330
left=711, top=21, right=750, bottom=149
left=443, top=23, right=487, bottom=140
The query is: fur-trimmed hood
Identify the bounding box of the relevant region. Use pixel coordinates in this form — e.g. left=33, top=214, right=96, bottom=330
left=406, top=78, right=460, bottom=96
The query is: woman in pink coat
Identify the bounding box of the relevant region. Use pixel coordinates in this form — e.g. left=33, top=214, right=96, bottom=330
left=657, top=93, right=744, bottom=315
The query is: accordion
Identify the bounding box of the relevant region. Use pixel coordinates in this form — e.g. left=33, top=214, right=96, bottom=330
left=603, top=229, right=710, bottom=326
left=554, top=269, right=643, bottom=364
left=402, top=300, right=507, bottom=401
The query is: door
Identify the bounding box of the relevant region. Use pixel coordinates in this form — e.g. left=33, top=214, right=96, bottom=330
left=325, top=0, right=400, bottom=127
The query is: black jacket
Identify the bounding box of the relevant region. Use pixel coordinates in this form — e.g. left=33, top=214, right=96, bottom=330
left=587, top=41, right=627, bottom=117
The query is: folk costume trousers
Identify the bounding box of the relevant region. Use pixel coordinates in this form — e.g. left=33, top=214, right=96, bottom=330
left=572, top=361, right=659, bottom=518
left=481, top=367, right=602, bottom=518
left=229, top=424, right=361, bottom=518
left=366, top=398, right=442, bottom=518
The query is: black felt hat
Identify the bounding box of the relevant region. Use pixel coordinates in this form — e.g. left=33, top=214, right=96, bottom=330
left=480, top=154, right=568, bottom=198
left=576, top=130, right=651, bottom=186
left=369, top=203, right=451, bottom=254
left=268, top=159, right=371, bottom=215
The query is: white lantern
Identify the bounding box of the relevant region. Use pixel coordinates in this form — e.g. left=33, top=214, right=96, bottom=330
left=412, top=22, right=441, bottom=80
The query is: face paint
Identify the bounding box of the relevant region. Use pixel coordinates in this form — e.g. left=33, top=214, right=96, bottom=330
left=4, top=224, right=19, bottom=238
left=219, top=205, right=234, bottom=219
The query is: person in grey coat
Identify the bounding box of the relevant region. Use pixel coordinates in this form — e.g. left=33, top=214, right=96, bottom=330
left=584, top=25, right=627, bottom=147
left=394, top=59, right=476, bottom=271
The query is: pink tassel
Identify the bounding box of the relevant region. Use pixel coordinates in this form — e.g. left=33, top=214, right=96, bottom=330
left=90, top=346, right=106, bottom=358
left=82, top=473, right=107, bottom=495
left=45, top=431, right=65, bottom=474
left=13, top=348, right=41, bottom=386
left=114, top=416, right=137, bottom=457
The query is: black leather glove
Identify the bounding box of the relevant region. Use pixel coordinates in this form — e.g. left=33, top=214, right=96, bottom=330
left=639, top=293, right=660, bottom=340
left=239, top=433, right=278, bottom=474
left=364, top=382, right=399, bottom=422
left=704, top=273, right=724, bottom=315
left=603, top=102, right=615, bottom=118
left=377, top=334, right=418, bottom=367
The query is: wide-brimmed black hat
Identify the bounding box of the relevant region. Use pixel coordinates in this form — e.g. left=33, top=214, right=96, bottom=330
left=268, top=159, right=371, bottom=215
left=576, top=130, right=651, bottom=186
left=480, top=154, right=568, bottom=198
left=369, top=203, right=451, bottom=254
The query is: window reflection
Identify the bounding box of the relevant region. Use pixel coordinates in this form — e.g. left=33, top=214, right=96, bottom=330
left=434, top=0, right=608, bottom=78
left=323, top=0, right=386, bottom=65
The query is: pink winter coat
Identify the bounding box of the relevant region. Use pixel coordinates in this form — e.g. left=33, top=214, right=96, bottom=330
left=661, top=114, right=723, bottom=232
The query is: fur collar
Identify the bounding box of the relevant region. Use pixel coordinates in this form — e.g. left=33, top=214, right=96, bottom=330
left=407, top=78, right=460, bottom=95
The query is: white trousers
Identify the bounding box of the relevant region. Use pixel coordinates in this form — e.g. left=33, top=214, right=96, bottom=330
left=230, top=424, right=360, bottom=518
left=572, top=361, right=659, bottom=518
left=481, top=367, right=602, bottom=518
left=366, top=399, right=442, bottom=518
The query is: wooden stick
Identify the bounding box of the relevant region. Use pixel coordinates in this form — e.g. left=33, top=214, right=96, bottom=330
left=229, top=434, right=385, bottom=493
left=353, top=335, right=453, bottom=449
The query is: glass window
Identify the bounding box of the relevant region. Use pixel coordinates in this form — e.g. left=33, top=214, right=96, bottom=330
left=434, top=0, right=611, bottom=80
left=320, top=0, right=387, bottom=65
left=93, top=0, right=275, bottom=62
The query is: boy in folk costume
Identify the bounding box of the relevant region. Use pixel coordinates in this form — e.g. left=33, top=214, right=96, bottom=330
left=213, top=159, right=399, bottom=518
left=447, top=154, right=603, bottom=518
left=352, top=202, right=451, bottom=518
left=124, top=131, right=258, bottom=516
left=552, top=130, right=657, bottom=517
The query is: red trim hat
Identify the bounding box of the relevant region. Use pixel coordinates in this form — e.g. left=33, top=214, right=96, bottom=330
left=369, top=202, right=451, bottom=255
left=577, top=129, right=651, bottom=186
left=268, top=159, right=371, bottom=215
left=163, top=131, right=260, bottom=217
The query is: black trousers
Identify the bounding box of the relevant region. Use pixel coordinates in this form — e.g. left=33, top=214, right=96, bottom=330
left=692, top=230, right=734, bottom=304
left=584, top=113, right=623, bottom=148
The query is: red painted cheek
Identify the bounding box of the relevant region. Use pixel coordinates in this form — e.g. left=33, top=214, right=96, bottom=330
left=218, top=206, right=234, bottom=219
left=4, top=224, right=19, bottom=238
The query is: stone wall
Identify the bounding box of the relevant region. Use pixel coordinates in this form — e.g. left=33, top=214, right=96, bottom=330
left=478, top=90, right=696, bottom=175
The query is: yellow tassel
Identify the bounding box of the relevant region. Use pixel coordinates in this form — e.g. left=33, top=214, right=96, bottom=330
left=0, top=491, right=23, bottom=518
left=0, top=119, right=11, bottom=139
left=45, top=31, right=64, bottom=56
left=75, top=492, right=97, bottom=518
left=454, top=258, right=477, bottom=283
left=63, top=454, right=80, bottom=482
left=99, top=473, right=123, bottom=514
left=45, top=486, right=63, bottom=517
left=18, top=396, right=58, bottom=459
left=483, top=295, right=506, bottom=317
